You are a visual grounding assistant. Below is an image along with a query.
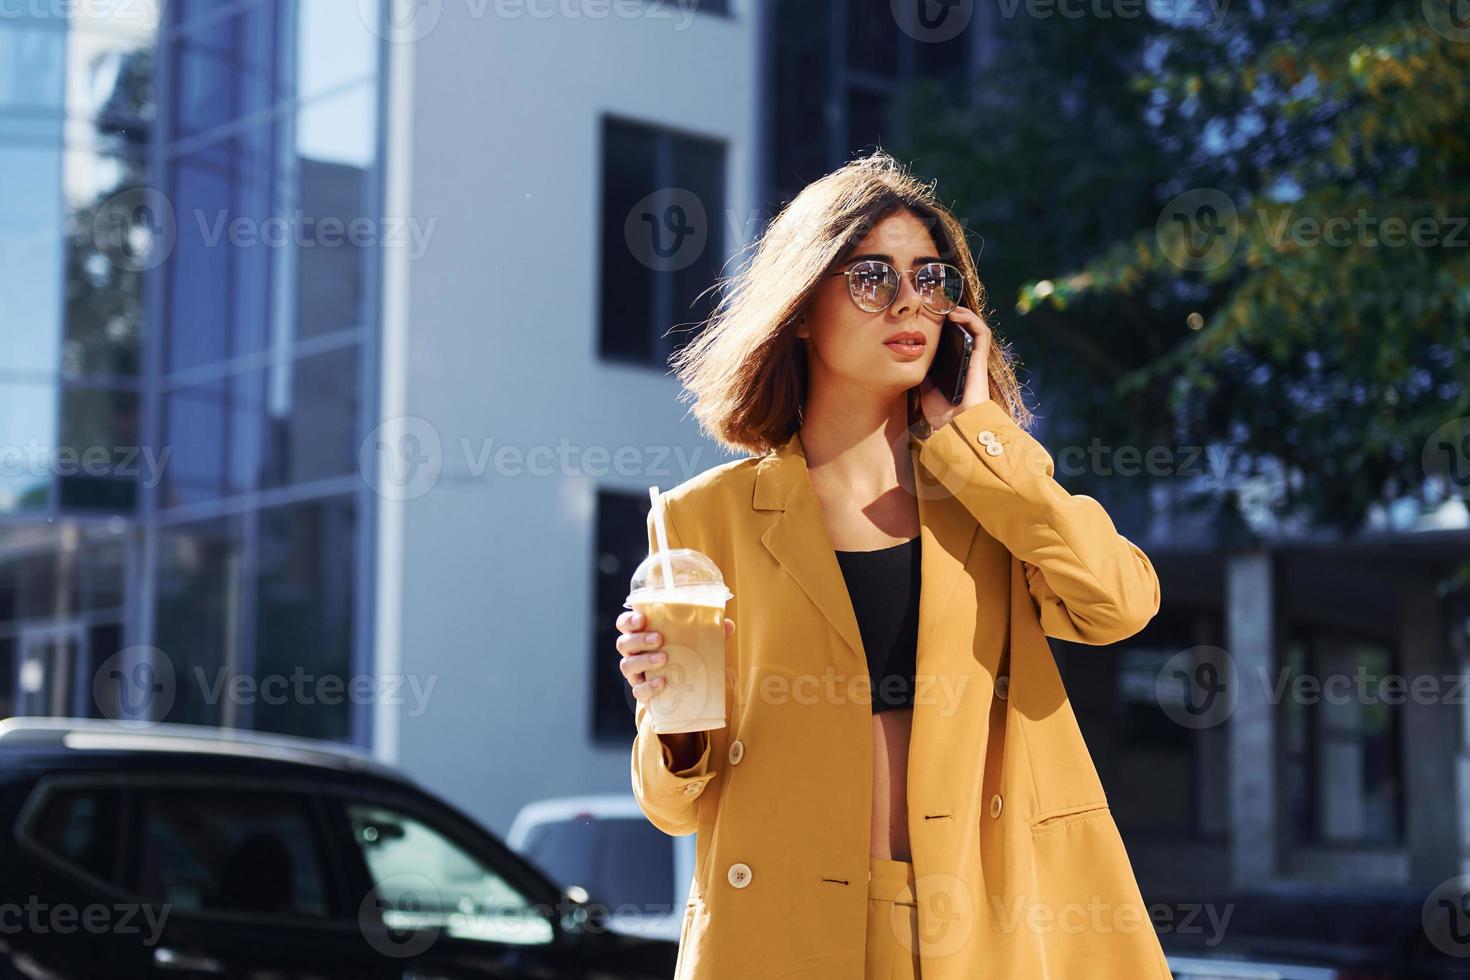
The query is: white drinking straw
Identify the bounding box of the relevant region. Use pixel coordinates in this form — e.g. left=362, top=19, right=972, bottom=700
left=648, top=486, right=677, bottom=592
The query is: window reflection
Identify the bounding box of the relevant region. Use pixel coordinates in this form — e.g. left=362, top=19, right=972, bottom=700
left=57, top=386, right=140, bottom=512
left=63, top=150, right=148, bottom=378
left=0, top=382, right=57, bottom=512
left=0, top=28, right=66, bottom=109
left=349, top=803, right=552, bottom=946
left=163, top=372, right=259, bottom=507
left=254, top=496, right=356, bottom=741
left=155, top=516, right=245, bottom=728
left=260, top=346, right=361, bottom=489
left=0, top=0, right=381, bottom=741
left=296, top=0, right=379, bottom=101
left=0, top=148, right=65, bottom=379
left=173, top=1, right=276, bottom=141
left=166, top=128, right=274, bottom=373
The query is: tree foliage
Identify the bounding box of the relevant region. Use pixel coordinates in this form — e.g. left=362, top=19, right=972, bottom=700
left=900, top=0, right=1470, bottom=550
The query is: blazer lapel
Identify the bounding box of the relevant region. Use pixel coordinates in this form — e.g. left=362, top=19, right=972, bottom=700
left=753, top=428, right=981, bottom=670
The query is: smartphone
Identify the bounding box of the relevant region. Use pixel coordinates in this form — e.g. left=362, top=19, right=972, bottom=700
left=926, top=317, right=974, bottom=405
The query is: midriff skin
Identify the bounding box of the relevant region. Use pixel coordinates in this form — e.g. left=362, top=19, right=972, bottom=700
left=817, top=484, right=920, bottom=863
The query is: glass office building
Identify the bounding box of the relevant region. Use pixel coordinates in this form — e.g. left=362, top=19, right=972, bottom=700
left=0, top=1, right=385, bottom=745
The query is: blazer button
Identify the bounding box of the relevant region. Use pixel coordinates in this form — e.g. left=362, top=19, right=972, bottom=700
left=976, top=429, right=997, bottom=445
left=727, top=863, right=752, bottom=888
left=989, top=794, right=1004, bottom=818
left=728, top=739, right=745, bottom=765
left=985, top=441, right=1004, bottom=456
left=682, top=782, right=701, bottom=796
left=995, top=675, right=1009, bottom=700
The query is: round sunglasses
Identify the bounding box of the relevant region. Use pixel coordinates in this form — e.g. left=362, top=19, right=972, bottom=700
left=827, top=259, right=964, bottom=315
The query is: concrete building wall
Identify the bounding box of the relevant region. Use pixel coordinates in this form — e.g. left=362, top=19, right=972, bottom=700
left=378, top=0, right=766, bottom=833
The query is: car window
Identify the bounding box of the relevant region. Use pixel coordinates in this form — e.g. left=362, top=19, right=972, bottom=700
left=25, top=785, right=123, bottom=886
left=521, top=816, right=674, bottom=917
left=136, top=790, right=330, bottom=919
left=347, top=803, right=553, bottom=946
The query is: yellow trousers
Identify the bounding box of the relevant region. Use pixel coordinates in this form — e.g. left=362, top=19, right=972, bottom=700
left=865, top=856, right=922, bottom=980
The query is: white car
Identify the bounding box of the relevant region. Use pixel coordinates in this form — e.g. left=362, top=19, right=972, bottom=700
left=507, top=794, right=695, bottom=943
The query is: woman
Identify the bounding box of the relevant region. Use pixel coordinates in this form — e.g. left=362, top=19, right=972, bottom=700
left=616, top=150, right=1168, bottom=980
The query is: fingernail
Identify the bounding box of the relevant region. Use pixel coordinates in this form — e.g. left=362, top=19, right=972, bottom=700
left=654, top=652, right=666, bottom=663
left=645, top=632, right=659, bottom=644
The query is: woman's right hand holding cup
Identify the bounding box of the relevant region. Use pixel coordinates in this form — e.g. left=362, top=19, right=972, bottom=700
left=617, top=609, right=735, bottom=769
left=616, top=608, right=734, bottom=703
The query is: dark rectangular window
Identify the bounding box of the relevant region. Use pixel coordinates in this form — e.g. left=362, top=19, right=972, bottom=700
left=1283, top=632, right=1405, bottom=846
left=133, top=789, right=331, bottom=918
left=598, top=116, right=726, bottom=369
left=591, top=487, right=655, bottom=742
left=25, top=785, right=125, bottom=887
left=253, top=495, right=357, bottom=741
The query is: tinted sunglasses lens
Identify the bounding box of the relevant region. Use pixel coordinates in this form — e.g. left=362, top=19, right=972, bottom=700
left=847, top=261, right=897, bottom=312
left=919, top=264, right=962, bottom=313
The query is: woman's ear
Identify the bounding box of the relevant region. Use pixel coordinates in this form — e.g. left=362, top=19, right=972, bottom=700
left=794, top=315, right=809, bottom=340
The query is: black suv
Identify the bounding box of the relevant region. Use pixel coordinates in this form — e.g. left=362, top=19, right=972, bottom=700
left=0, top=718, right=677, bottom=979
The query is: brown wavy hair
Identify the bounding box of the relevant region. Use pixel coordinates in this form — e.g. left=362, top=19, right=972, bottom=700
left=668, top=148, right=1033, bottom=457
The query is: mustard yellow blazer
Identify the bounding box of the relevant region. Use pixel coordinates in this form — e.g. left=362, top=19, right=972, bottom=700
left=630, top=398, right=1169, bottom=980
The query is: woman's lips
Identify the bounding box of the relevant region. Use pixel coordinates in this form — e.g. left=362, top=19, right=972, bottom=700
left=884, top=339, right=926, bottom=359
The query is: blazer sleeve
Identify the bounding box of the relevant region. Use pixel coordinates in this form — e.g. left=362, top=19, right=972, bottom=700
left=914, top=398, right=1161, bottom=646
left=629, top=496, right=717, bottom=837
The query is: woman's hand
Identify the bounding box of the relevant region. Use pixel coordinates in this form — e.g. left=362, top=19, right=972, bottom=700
left=618, top=609, right=735, bottom=768
left=917, top=305, right=995, bottom=432
left=617, top=609, right=735, bottom=705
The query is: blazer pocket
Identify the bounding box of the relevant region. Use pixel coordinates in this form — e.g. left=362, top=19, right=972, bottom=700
left=1028, top=800, right=1111, bottom=835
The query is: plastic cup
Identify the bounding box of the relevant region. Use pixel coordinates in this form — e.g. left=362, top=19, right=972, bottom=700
left=625, top=547, right=732, bottom=733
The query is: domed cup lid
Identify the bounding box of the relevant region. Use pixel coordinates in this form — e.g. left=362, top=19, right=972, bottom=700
left=625, top=547, right=733, bottom=608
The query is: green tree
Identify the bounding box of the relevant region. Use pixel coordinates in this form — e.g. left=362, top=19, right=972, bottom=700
left=901, top=1, right=1470, bottom=554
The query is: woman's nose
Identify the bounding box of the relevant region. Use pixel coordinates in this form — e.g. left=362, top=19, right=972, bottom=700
left=891, top=271, right=924, bottom=316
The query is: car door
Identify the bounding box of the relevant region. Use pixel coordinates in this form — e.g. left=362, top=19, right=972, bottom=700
left=125, top=779, right=402, bottom=980
left=4, top=776, right=154, bottom=979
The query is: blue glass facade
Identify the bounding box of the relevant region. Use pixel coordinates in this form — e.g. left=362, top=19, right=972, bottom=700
left=0, top=1, right=384, bottom=745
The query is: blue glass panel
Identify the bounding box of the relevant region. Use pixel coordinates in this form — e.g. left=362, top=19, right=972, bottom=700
left=166, top=127, right=275, bottom=372
left=0, top=147, right=64, bottom=375
left=161, top=370, right=258, bottom=507
left=0, top=382, right=56, bottom=513
left=0, top=27, right=66, bottom=109
left=62, top=148, right=149, bottom=376
left=296, top=81, right=376, bottom=168
left=57, top=385, right=139, bottom=512
left=253, top=495, right=356, bottom=740
left=154, top=514, right=245, bottom=727
left=166, top=152, right=230, bottom=370
left=259, top=345, right=361, bottom=490
left=296, top=0, right=379, bottom=101
left=173, top=1, right=276, bottom=141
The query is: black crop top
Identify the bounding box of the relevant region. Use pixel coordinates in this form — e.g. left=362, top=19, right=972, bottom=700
left=832, top=536, right=921, bottom=713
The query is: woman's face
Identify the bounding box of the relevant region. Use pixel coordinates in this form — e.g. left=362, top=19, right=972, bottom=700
left=797, top=208, right=948, bottom=396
